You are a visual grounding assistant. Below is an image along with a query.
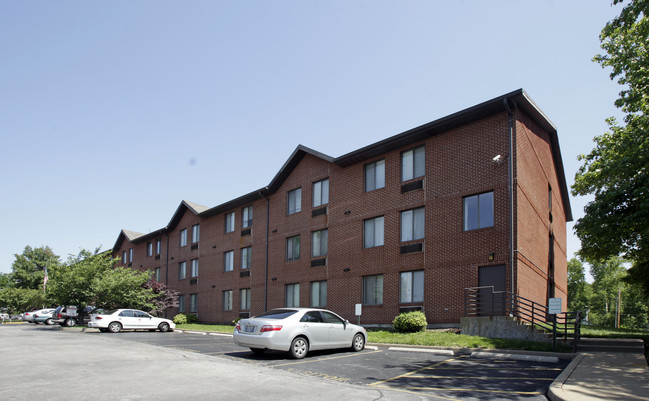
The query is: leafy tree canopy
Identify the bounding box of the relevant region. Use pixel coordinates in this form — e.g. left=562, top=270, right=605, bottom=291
left=572, top=0, right=649, bottom=292
left=0, top=288, right=48, bottom=315
left=10, top=246, right=61, bottom=290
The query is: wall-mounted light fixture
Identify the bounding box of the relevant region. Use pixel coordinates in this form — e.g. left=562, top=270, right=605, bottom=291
left=488, top=252, right=495, bottom=261
left=343, top=268, right=351, bottom=272
left=344, top=210, right=351, bottom=215
left=271, top=277, right=277, bottom=281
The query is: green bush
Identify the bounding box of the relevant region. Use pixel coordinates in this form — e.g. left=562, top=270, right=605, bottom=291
left=393, top=311, right=427, bottom=333
left=173, top=314, right=188, bottom=325
left=186, top=313, right=199, bottom=324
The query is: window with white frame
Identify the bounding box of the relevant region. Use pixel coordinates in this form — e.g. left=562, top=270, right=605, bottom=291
left=147, top=242, right=153, bottom=256
left=156, top=239, right=161, bottom=255
left=192, top=224, right=200, bottom=243
left=364, top=216, right=384, bottom=248
left=401, top=207, right=425, bottom=242
left=286, top=283, right=300, bottom=307
left=190, top=293, right=197, bottom=313
left=223, top=290, right=232, bottom=311
left=312, top=178, right=329, bottom=207
left=242, top=206, right=253, bottom=228
left=310, top=281, right=327, bottom=308
left=401, top=146, right=425, bottom=181
left=224, top=251, right=234, bottom=271
left=178, top=295, right=185, bottom=312
left=311, top=229, right=328, bottom=257
left=178, top=262, right=186, bottom=280
left=122, top=251, right=127, bottom=264
left=191, top=259, right=199, bottom=278
left=180, top=229, right=188, bottom=247
left=365, top=159, right=385, bottom=192
left=463, top=191, right=494, bottom=231
left=287, top=188, right=302, bottom=215
left=240, top=288, right=251, bottom=310
left=241, top=247, right=252, bottom=269
left=225, top=212, right=235, bottom=233
left=363, top=274, right=383, bottom=305
left=129, top=248, right=133, bottom=263
left=286, top=235, right=300, bottom=261
left=400, top=270, right=424, bottom=303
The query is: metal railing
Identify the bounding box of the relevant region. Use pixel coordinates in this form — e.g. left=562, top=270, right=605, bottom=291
left=464, top=286, right=582, bottom=351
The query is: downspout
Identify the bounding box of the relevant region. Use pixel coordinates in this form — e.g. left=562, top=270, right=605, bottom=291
left=503, top=98, right=515, bottom=296
left=260, top=188, right=270, bottom=312
left=164, top=231, right=170, bottom=319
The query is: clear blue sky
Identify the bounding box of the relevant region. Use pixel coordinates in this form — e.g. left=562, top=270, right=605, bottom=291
left=0, top=1, right=624, bottom=274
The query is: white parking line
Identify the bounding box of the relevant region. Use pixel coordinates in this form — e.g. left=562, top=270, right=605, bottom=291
left=388, top=347, right=454, bottom=356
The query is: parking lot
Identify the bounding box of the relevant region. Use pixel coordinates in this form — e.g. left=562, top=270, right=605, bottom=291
left=107, top=328, right=570, bottom=400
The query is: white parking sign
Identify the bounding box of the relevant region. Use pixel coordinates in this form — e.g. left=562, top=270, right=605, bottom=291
left=548, top=298, right=562, bottom=315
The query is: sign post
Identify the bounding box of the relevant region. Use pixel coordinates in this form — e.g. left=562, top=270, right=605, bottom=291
left=548, top=298, right=562, bottom=351
left=355, top=303, right=362, bottom=325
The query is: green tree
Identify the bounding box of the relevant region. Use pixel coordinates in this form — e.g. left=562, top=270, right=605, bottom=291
left=9, top=246, right=61, bottom=290
left=0, top=273, right=11, bottom=289
left=588, top=257, right=628, bottom=326
left=92, top=267, right=153, bottom=311
left=572, top=0, right=649, bottom=292
left=0, top=288, right=48, bottom=315
left=567, top=258, right=591, bottom=313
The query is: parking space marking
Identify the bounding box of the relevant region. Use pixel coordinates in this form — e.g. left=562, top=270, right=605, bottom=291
left=271, top=349, right=382, bottom=368
left=407, top=374, right=554, bottom=381
left=378, top=384, right=544, bottom=396
left=286, top=368, right=352, bottom=383
left=369, top=357, right=459, bottom=387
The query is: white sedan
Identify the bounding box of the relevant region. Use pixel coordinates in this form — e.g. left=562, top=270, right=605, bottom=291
left=234, top=308, right=367, bottom=359
left=88, top=309, right=175, bottom=333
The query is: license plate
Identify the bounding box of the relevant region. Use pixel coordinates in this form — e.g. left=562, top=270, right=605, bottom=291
left=245, top=325, right=255, bottom=333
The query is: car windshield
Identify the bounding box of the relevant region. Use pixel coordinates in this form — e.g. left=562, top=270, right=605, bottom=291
left=254, top=309, right=298, bottom=320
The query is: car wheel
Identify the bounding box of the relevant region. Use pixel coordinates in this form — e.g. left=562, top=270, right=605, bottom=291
left=351, top=333, right=365, bottom=352
left=289, top=337, right=308, bottom=359
left=250, top=348, right=266, bottom=355
left=45, top=318, right=53, bottom=325
left=65, top=318, right=77, bottom=327
left=108, top=322, right=122, bottom=333
left=99, top=328, right=108, bottom=333
left=158, top=322, right=170, bottom=332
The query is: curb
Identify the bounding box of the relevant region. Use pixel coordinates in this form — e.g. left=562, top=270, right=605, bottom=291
left=547, top=353, right=586, bottom=401
left=471, top=351, right=559, bottom=363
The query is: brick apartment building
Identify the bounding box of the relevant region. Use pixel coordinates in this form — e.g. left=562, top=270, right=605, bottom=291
left=112, top=89, right=572, bottom=326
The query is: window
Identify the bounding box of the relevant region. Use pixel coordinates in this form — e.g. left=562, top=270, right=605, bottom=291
left=311, top=281, right=327, bottom=308
left=364, top=216, right=385, bottom=248
left=129, top=248, right=133, bottom=263
left=192, top=224, right=200, bottom=243
left=286, top=284, right=300, bottom=307
left=154, top=267, right=161, bottom=282
left=363, top=274, right=383, bottom=305
left=286, top=235, right=300, bottom=261
left=287, top=188, right=302, bottom=215
left=178, top=262, right=186, bottom=280
left=225, top=212, right=235, bottom=233
left=401, top=146, right=425, bottom=181
left=147, top=242, right=153, bottom=256
left=400, top=270, right=424, bottom=303
left=224, top=251, right=234, bottom=271
left=401, top=207, right=425, bottom=242
left=242, top=206, right=253, bottom=228
left=240, top=288, right=251, bottom=310
left=156, top=239, right=161, bottom=255
left=180, top=229, right=188, bottom=247
left=122, top=251, right=127, bottom=264
left=311, top=229, right=328, bottom=257
left=312, top=178, right=329, bottom=207
left=241, top=247, right=252, bottom=269
left=223, top=290, right=232, bottom=311
left=191, top=259, right=199, bottom=278
left=190, top=293, right=197, bottom=313
left=178, top=295, right=185, bottom=313
left=365, top=159, right=385, bottom=192
left=463, top=191, right=494, bottom=231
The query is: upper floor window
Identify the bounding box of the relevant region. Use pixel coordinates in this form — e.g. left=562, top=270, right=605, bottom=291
left=224, top=250, right=234, bottom=272
left=225, top=212, right=235, bottom=233
left=286, top=235, right=300, bottom=261
left=180, top=229, right=188, bottom=247
left=312, top=178, right=329, bottom=207
left=400, top=270, right=424, bottom=303
left=287, top=188, right=302, bottom=215
left=241, top=247, right=252, bottom=269
left=363, top=274, right=383, bottom=305
left=365, top=159, right=385, bottom=192
left=129, top=248, right=133, bottom=263
left=191, top=259, right=199, bottom=278
left=192, top=224, right=200, bottom=243
left=122, top=251, right=127, bottom=264
left=363, top=216, right=384, bottom=248
left=178, top=262, right=186, bottom=280
left=242, top=206, right=253, bottom=228
left=401, top=207, right=425, bottom=242
left=401, top=146, right=425, bottom=181
left=147, top=242, right=153, bottom=256
left=311, top=229, right=328, bottom=257
left=463, top=191, right=494, bottom=231
left=156, top=239, right=161, bottom=255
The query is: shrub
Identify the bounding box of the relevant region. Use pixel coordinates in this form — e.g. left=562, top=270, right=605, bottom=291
left=173, top=314, right=188, bottom=325
left=393, top=311, right=427, bottom=333
left=186, top=313, right=199, bottom=324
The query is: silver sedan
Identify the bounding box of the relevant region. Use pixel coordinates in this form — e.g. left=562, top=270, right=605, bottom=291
left=233, top=308, right=367, bottom=359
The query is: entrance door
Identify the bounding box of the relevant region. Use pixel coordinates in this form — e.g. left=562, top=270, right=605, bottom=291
left=478, top=265, right=506, bottom=316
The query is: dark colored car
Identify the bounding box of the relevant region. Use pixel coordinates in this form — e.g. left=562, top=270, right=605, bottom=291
left=51, top=305, right=96, bottom=327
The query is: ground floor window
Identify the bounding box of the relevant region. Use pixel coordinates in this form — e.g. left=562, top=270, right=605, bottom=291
left=223, top=290, right=232, bottom=311
left=190, top=294, right=197, bottom=313
left=310, top=281, right=327, bottom=308
left=178, top=295, right=185, bottom=313
left=240, top=288, right=251, bottom=310
left=286, top=283, right=300, bottom=307
left=363, top=274, right=383, bottom=305
left=400, top=270, right=424, bottom=303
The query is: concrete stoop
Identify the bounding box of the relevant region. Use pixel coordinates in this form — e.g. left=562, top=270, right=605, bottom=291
left=460, top=315, right=551, bottom=342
